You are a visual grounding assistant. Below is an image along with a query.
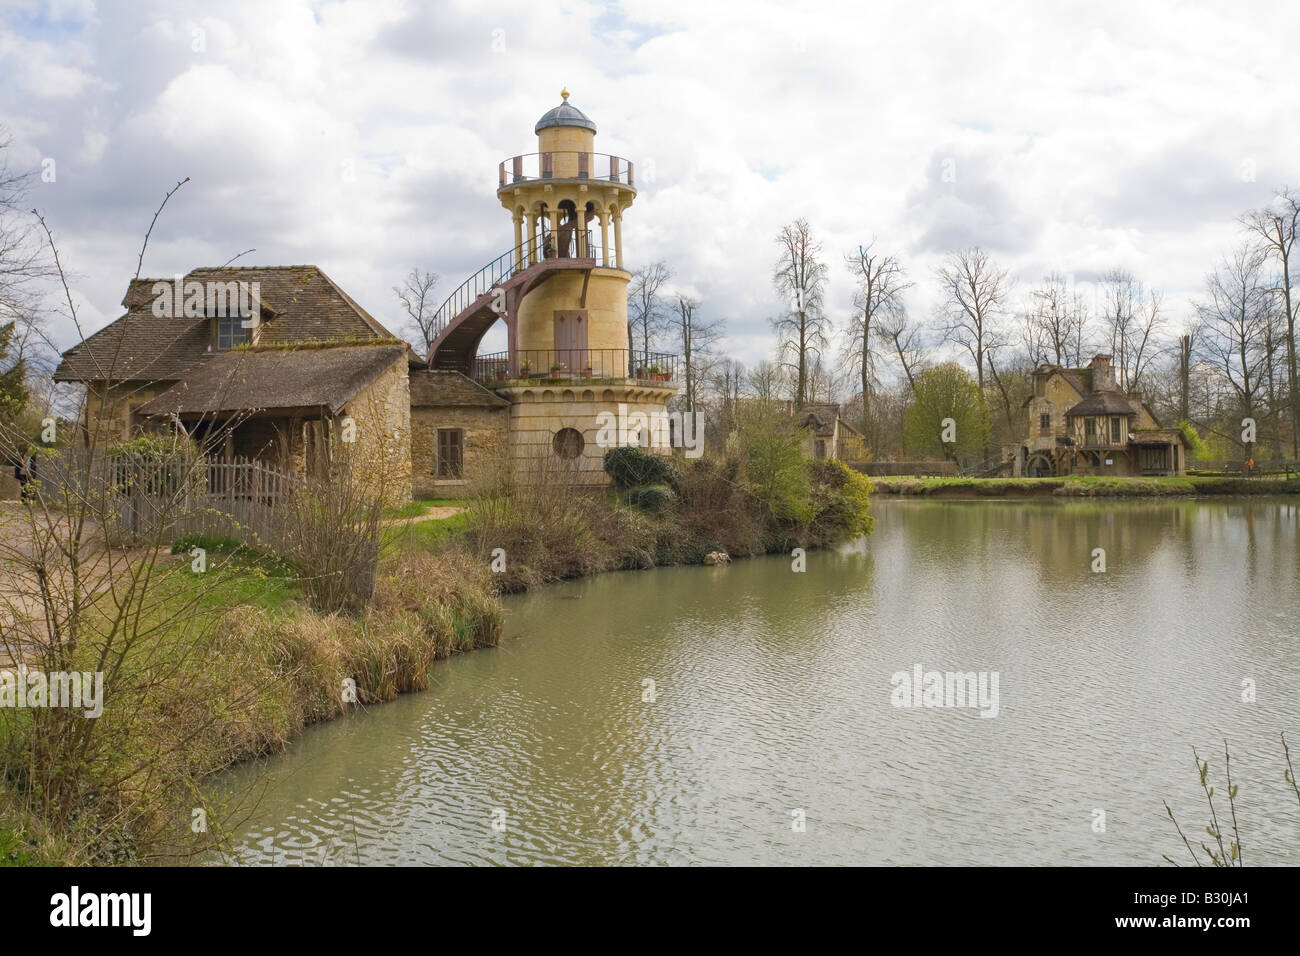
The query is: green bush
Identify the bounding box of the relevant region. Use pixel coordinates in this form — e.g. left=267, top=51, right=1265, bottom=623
left=624, top=484, right=677, bottom=514
left=603, top=446, right=677, bottom=490
left=1177, top=420, right=1211, bottom=460
left=809, top=460, right=875, bottom=539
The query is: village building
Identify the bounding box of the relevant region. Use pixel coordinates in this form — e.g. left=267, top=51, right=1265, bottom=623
left=52, top=93, right=680, bottom=500
left=797, top=403, right=868, bottom=461
left=53, top=266, right=414, bottom=503
left=1015, top=354, right=1189, bottom=477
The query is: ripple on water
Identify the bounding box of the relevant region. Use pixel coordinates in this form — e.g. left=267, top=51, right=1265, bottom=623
left=212, top=498, right=1300, bottom=865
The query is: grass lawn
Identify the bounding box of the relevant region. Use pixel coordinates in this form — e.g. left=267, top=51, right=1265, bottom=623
left=382, top=510, right=470, bottom=555
left=382, top=497, right=464, bottom=520
left=869, top=474, right=1300, bottom=497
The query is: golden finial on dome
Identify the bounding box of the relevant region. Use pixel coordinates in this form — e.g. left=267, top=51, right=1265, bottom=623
left=561, top=87, right=570, bottom=100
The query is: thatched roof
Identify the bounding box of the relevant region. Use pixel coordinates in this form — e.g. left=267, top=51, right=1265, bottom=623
left=409, top=370, right=509, bottom=407
left=135, top=343, right=407, bottom=419
left=800, top=403, right=853, bottom=437
left=1066, top=390, right=1138, bottom=416
left=55, top=266, right=398, bottom=384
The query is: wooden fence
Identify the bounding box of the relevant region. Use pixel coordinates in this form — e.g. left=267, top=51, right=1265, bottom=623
left=29, top=449, right=378, bottom=604
left=32, top=450, right=298, bottom=545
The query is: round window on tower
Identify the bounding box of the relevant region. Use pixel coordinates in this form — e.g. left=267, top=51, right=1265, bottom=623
left=553, top=427, right=584, bottom=460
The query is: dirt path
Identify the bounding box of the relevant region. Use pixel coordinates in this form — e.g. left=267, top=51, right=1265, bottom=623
left=381, top=505, right=465, bottom=527
left=0, top=503, right=161, bottom=667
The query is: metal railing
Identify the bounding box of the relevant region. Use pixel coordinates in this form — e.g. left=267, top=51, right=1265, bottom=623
left=471, top=349, right=679, bottom=385
left=499, top=152, right=634, bottom=187
left=428, top=228, right=603, bottom=342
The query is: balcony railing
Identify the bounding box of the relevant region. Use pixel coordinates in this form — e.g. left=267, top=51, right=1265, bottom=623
left=471, top=349, right=678, bottom=385
left=499, top=152, right=635, bottom=187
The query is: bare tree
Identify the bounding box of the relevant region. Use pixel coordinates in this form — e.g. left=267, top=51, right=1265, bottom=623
left=935, top=247, right=1010, bottom=391
left=673, top=295, right=724, bottom=413
left=627, top=260, right=672, bottom=358
left=0, top=129, right=54, bottom=392
left=1240, top=187, right=1300, bottom=457
left=746, top=360, right=786, bottom=407
left=804, top=354, right=840, bottom=405
left=394, top=268, right=440, bottom=357
left=1097, top=268, right=1165, bottom=392
left=1026, top=272, right=1090, bottom=367
left=876, top=303, right=925, bottom=393
left=1177, top=325, right=1198, bottom=424
left=843, top=242, right=911, bottom=431
left=709, top=357, right=745, bottom=426
left=771, top=218, right=830, bottom=407
left=1195, top=244, right=1271, bottom=456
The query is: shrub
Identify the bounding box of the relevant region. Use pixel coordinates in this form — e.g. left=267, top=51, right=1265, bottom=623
left=809, top=459, right=875, bottom=540
left=744, top=428, right=815, bottom=523
left=624, top=483, right=677, bottom=514
left=603, top=445, right=676, bottom=490
left=1177, top=420, right=1211, bottom=460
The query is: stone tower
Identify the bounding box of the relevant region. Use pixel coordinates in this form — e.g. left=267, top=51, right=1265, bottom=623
left=426, top=91, right=678, bottom=483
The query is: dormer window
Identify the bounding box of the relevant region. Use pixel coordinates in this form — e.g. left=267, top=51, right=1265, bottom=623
left=216, top=314, right=252, bottom=350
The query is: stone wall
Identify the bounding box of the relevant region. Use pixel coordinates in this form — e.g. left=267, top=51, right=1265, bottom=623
left=500, top=382, right=677, bottom=485
left=339, top=356, right=411, bottom=506
left=84, top=381, right=169, bottom=447
left=410, top=405, right=508, bottom=498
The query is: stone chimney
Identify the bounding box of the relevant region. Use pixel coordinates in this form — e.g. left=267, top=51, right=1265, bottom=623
left=1089, top=354, right=1115, bottom=391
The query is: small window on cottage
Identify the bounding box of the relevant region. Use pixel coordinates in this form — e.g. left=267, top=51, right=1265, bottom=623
left=1039, top=413, right=1051, bottom=431
left=216, top=315, right=251, bottom=350
left=436, top=429, right=463, bottom=478
left=1110, top=416, right=1123, bottom=444
left=1085, top=418, right=1097, bottom=437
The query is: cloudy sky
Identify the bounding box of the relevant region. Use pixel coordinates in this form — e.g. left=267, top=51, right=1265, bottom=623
left=2, top=0, right=1297, bottom=377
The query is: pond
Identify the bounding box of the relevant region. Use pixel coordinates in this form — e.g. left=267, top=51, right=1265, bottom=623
left=212, top=497, right=1300, bottom=865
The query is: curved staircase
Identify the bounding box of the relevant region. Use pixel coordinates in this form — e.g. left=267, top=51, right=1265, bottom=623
left=426, top=229, right=602, bottom=374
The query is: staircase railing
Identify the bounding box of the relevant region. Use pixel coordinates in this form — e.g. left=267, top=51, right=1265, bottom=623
left=428, top=229, right=603, bottom=341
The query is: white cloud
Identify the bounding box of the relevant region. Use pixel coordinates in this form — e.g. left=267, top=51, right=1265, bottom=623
left=1, top=0, right=1298, bottom=378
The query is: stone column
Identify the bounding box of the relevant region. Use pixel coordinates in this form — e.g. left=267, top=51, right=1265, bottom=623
left=513, top=214, right=524, bottom=270
left=526, top=214, right=538, bottom=264
left=599, top=210, right=610, bottom=267
left=549, top=208, right=561, bottom=257
left=613, top=209, right=624, bottom=269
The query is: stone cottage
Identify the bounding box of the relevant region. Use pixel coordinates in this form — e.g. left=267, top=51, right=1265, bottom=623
left=798, top=403, right=868, bottom=461
left=54, top=265, right=416, bottom=505
left=1016, top=354, right=1188, bottom=477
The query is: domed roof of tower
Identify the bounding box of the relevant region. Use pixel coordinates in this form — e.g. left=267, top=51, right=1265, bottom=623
left=535, top=89, right=597, bottom=134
